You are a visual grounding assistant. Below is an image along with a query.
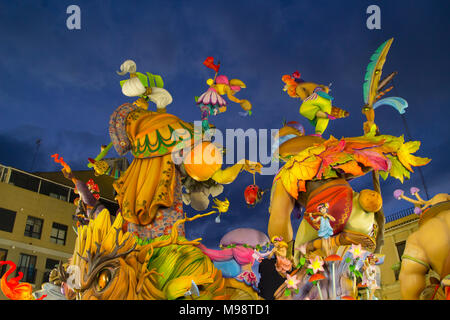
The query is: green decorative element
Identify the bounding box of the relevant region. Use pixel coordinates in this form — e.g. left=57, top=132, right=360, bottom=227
left=158, top=145, right=168, bottom=155
left=363, top=39, right=391, bottom=104
left=386, top=154, right=411, bottom=183
left=322, top=165, right=339, bottom=179
left=284, top=288, right=291, bottom=296
left=248, top=110, right=252, bottom=116
left=294, top=288, right=299, bottom=294
left=120, top=72, right=149, bottom=89
left=391, top=261, right=401, bottom=272
left=401, top=254, right=430, bottom=269
left=299, top=256, right=306, bottom=266
left=379, top=170, right=389, bottom=181
left=329, top=153, right=354, bottom=167
left=147, top=72, right=164, bottom=88
left=194, top=96, right=199, bottom=103
left=306, top=268, right=314, bottom=275
left=349, top=265, right=355, bottom=272
left=137, top=72, right=149, bottom=88
left=221, top=241, right=270, bottom=251
left=132, top=122, right=193, bottom=157
left=345, top=257, right=351, bottom=264
left=87, top=141, right=113, bottom=168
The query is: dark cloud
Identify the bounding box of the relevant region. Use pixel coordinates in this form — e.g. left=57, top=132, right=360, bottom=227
left=0, top=125, right=113, bottom=172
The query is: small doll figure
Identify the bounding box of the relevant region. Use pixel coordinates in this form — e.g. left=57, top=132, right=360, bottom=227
left=269, top=236, right=293, bottom=276
left=308, top=203, right=335, bottom=239
left=308, top=203, right=335, bottom=255
left=362, top=254, right=380, bottom=299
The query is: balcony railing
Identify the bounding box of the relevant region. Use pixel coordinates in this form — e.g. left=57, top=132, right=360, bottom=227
left=0, top=164, right=118, bottom=214
left=385, top=207, right=416, bottom=223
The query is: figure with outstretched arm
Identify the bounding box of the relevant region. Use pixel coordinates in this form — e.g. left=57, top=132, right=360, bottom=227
left=52, top=154, right=108, bottom=223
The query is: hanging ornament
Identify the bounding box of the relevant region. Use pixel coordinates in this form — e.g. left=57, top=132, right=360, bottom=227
left=244, top=172, right=267, bottom=207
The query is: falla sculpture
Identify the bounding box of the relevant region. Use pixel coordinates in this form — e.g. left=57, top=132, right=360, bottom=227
left=1, top=40, right=442, bottom=301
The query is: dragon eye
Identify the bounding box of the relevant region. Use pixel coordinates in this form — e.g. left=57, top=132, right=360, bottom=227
left=96, top=269, right=112, bottom=292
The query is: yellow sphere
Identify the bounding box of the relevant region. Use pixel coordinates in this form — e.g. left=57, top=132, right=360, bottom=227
left=358, top=189, right=383, bottom=212
left=183, top=142, right=223, bottom=181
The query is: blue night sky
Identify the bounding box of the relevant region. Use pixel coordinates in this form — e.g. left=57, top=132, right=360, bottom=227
left=0, top=0, right=449, bottom=248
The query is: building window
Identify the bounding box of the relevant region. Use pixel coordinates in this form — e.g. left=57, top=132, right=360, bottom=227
left=17, top=253, right=37, bottom=283
left=24, top=216, right=44, bottom=239
left=42, top=258, right=60, bottom=284
left=393, top=241, right=407, bottom=281
left=0, top=207, right=16, bottom=233
left=396, top=241, right=406, bottom=260
left=39, top=180, right=69, bottom=202
left=8, top=170, right=40, bottom=193
left=50, top=223, right=68, bottom=245
left=0, top=248, right=7, bottom=277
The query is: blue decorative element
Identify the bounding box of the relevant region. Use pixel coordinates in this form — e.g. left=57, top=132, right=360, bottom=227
left=213, top=260, right=241, bottom=278
left=373, top=97, right=408, bottom=114
left=184, top=280, right=200, bottom=297
left=318, top=217, right=333, bottom=239
left=316, top=90, right=334, bottom=101
left=374, top=255, right=385, bottom=265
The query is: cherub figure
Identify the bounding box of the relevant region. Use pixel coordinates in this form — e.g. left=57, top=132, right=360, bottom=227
left=197, top=57, right=252, bottom=133
left=282, top=71, right=349, bottom=137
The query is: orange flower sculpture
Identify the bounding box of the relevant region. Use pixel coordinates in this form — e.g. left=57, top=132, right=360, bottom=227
left=276, top=134, right=430, bottom=199
left=0, top=261, right=46, bottom=300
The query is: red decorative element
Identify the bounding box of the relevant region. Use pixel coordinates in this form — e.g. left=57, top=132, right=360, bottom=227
left=244, top=184, right=261, bottom=206
left=203, top=57, right=220, bottom=73
left=0, top=261, right=46, bottom=300
left=309, top=273, right=325, bottom=282
left=86, top=179, right=100, bottom=198
left=51, top=154, right=70, bottom=171
left=304, top=183, right=353, bottom=235
left=292, top=71, right=301, bottom=79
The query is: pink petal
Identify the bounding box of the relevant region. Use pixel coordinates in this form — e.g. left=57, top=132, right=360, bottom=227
left=203, top=91, right=212, bottom=104
left=355, top=150, right=389, bottom=171
left=217, top=95, right=226, bottom=106
left=210, top=92, right=217, bottom=105
left=197, top=92, right=207, bottom=104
